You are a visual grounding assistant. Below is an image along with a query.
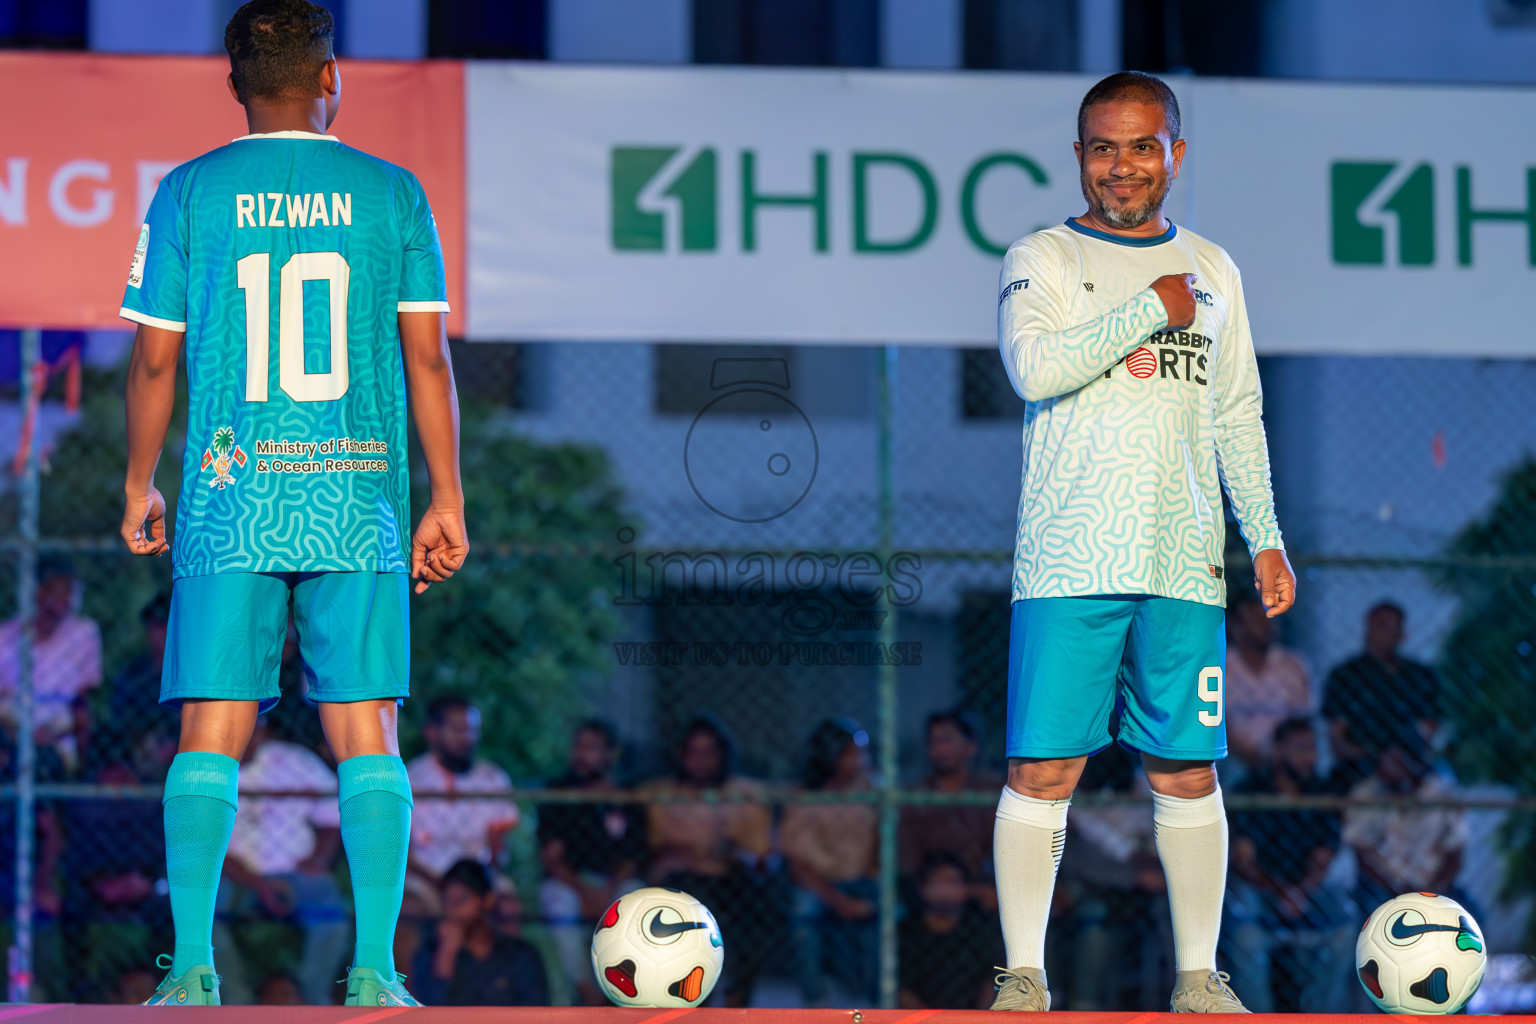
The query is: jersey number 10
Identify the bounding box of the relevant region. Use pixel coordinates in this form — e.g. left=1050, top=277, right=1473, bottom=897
left=236, top=251, right=351, bottom=403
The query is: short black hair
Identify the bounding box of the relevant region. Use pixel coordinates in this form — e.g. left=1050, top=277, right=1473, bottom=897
left=1077, top=71, right=1182, bottom=144
left=224, top=0, right=334, bottom=104
left=37, top=555, right=77, bottom=583
left=925, top=708, right=976, bottom=743
left=426, top=694, right=472, bottom=725
left=575, top=718, right=618, bottom=749
left=140, top=591, right=171, bottom=624
left=1272, top=715, right=1315, bottom=746
left=442, top=858, right=493, bottom=897
left=1368, top=600, right=1406, bottom=623
left=916, top=851, right=972, bottom=887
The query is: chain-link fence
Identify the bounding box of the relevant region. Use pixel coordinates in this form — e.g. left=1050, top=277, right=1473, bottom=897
left=2, top=331, right=1535, bottom=1009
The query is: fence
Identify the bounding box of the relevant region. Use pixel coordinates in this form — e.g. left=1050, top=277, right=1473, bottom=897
left=2, top=330, right=1535, bottom=1009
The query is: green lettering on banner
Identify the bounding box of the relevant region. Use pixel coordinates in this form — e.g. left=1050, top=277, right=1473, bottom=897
left=610, top=146, right=718, bottom=252
left=1457, top=166, right=1536, bottom=266
left=741, top=150, right=830, bottom=253
left=960, top=153, right=1048, bottom=257
left=852, top=152, right=938, bottom=253
left=1331, top=162, right=1433, bottom=266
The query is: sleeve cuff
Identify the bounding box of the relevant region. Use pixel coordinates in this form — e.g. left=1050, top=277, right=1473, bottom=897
left=1247, top=535, right=1285, bottom=557
left=398, top=300, right=450, bottom=313
left=120, top=307, right=186, bottom=332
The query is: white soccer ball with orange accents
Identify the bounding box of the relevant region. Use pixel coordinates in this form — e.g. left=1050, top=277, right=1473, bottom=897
left=591, top=886, right=724, bottom=1007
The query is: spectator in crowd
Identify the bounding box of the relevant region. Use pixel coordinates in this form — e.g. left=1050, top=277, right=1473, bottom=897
left=0, top=556, right=102, bottom=770
left=783, top=717, right=879, bottom=1007
left=899, top=710, right=1001, bottom=910
left=90, top=592, right=177, bottom=781
left=61, top=757, right=168, bottom=1001
left=0, top=730, right=66, bottom=1000
left=213, top=717, right=350, bottom=1006
left=1223, top=587, right=1314, bottom=773
left=406, top=696, right=520, bottom=902
left=410, top=859, right=548, bottom=1006
left=1225, top=717, right=1354, bottom=1013
left=1343, top=723, right=1468, bottom=914
left=1324, top=602, right=1443, bottom=785
left=265, top=618, right=328, bottom=761
left=641, top=714, right=776, bottom=1007
left=255, top=971, right=305, bottom=1006
left=898, top=853, right=1004, bottom=1010
left=1057, top=742, right=1169, bottom=1011
left=538, top=719, right=646, bottom=1005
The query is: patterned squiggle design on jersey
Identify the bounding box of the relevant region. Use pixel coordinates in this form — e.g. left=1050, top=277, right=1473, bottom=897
left=123, top=137, right=445, bottom=578
left=997, top=227, right=1283, bottom=608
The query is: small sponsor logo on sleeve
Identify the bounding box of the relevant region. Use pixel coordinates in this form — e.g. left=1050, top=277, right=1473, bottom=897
left=998, top=279, right=1028, bottom=304
left=1209, top=564, right=1224, bottom=579
left=127, top=223, right=149, bottom=289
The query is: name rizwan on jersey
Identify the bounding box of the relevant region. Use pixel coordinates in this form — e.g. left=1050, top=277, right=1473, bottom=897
left=236, top=192, right=352, bottom=228
left=1104, top=329, right=1215, bottom=385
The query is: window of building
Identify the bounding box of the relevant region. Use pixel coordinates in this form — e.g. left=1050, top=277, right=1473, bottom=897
left=429, top=0, right=546, bottom=59
left=694, top=0, right=879, bottom=67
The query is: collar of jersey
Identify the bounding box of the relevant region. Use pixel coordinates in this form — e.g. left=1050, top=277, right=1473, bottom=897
left=1066, top=218, right=1177, bottom=247
left=231, top=130, right=340, bottom=143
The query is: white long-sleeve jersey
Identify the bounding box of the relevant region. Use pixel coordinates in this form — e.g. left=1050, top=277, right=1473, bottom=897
left=998, top=219, right=1284, bottom=608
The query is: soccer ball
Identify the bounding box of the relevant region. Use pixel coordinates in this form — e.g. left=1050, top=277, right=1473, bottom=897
left=1356, top=892, right=1487, bottom=1013
left=591, top=886, right=724, bottom=1007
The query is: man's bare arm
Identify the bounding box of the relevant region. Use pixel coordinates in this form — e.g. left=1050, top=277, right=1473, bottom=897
left=121, top=323, right=185, bottom=556
left=399, top=311, right=468, bottom=593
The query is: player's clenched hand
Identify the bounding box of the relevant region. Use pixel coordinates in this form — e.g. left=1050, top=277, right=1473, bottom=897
left=121, top=486, right=170, bottom=556
left=1149, top=273, right=1199, bottom=331
left=1253, top=547, right=1296, bottom=618
left=411, top=503, right=469, bottom=594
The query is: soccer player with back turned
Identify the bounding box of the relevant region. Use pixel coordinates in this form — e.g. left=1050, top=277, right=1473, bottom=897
left=118, top=0, right=467, bottom=1006
left=990, top=72, right=1296, bottom=1012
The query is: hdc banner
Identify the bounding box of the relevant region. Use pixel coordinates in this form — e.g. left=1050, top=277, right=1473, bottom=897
left=0, top=54, right=464, bottom=334
left=468, top=65, right=1536, bottom=356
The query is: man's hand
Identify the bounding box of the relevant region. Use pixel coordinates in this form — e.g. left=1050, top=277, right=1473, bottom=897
left=1149, top=273, right=1199, bottom=331
left=121, top=486, right=170, bottom=556
left=411, top=503, right=469, bottom=594
left=1253, top=548, right=1296, bottom=618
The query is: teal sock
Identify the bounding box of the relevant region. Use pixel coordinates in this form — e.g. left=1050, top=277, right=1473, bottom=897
left=338, top=754, right=413, bottom=981
left=163, top=752, right=240, bottom=977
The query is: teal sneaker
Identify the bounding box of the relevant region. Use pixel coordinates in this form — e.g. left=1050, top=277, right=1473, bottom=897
left=144, top=955, right=221, bottom=1006
left=344, top=967, right=422, bottom=1007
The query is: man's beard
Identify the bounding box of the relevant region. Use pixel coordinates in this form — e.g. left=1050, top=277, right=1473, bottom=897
left=438, top=750, right=474, bottom=774
left=1081, top=170, right=1173, bottom=229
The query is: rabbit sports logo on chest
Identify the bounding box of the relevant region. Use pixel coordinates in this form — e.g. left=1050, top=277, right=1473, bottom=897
left=201, top=426, right=247, bottom=489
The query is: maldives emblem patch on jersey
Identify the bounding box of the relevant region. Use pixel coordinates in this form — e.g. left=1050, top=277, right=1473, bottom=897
left=127, top=223, right=149, bottom=289
left=201, top=426, right=247, bottom=489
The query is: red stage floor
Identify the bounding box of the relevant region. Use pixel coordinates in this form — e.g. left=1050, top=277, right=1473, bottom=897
left=0, top=1009, right=1463, bottom=1023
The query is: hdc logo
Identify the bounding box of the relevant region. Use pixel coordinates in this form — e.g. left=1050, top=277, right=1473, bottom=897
left=610, top=145, right=1050, bottom=257
left=1332, top=161, right=1536, bottom=267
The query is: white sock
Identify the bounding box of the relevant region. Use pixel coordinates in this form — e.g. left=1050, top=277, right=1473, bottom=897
left=1152, top=786, right=1228, bottom=973
left=994, top=786, right=1070, bottom=970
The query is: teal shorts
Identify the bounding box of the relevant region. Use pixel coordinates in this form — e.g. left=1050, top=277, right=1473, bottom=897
left=1006, top=595, right=1227, bottom=761
left=162, top=571, right=410, bottom=711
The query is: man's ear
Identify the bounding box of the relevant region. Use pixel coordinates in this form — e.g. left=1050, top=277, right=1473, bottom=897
left=1170, top=137, right=1187, bottom=180
left=226, top=72, right=240, bottom=104
left=1073, top=140, right=1084, bottom=166
left=320, top=58, right=339, bottom=97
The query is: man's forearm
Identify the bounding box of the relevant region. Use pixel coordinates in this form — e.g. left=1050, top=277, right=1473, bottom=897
left=1002, top=289, right=1168, bottom=402
left=123, top=325, right=182, bottom=490
left=400, top=313, right=463, bottom=505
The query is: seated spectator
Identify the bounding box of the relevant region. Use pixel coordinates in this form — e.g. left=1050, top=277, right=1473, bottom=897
left=898, top=853, right=1003, bottom=1010
left=0, top=556, right=102, bottom=771
left=641, top=714, right=776, bottom=1008
left=1324, top=602, right=1442, bottom=786
left=411, top=860, right=548, bottom=1006
left=60, top=757, right=168, bottom=1001
left=1223, top=588, right=1313, bottom=773
left=213, top=717, right=350, bottom=1006
left=1057, top=742, right=1169, bottom=1011
left=1343, top=723, right=1468, bottom=914
left=899, top=710, right=1002, bottom=911
left=89, top=592, right=177, bottom=782
left=783, top=717, right=879, bottom=1007
left=538, top=719, right=646, bottom=1005
left=407, top=696, right=520, bottom=905
left=255, top=971, right=305, bottom=1006
left=1225, top=717, right=1354, bottom=1013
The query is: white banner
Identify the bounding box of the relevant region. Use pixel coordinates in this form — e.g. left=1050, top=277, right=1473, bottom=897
left=468, top=65, right=1536, bottom=356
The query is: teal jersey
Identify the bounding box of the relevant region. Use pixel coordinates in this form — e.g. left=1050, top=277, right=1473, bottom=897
left=120, top=130, right=449, bottom=579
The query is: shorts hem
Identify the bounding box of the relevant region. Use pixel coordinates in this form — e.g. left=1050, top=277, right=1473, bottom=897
left=1005, top=740, right=1113, bottom=760
left=1117, top=734, right=1227, bottom=761
left=310, top=690, right=410, bottom=704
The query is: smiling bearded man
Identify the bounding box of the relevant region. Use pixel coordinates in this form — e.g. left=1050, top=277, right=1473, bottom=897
left=987, top=71, right=1297, bottom=1013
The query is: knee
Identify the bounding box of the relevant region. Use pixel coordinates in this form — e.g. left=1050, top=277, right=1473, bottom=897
left=1145, top=761, right=1216, bottom=799
left=1006, top=758, right=1082, bottom=801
